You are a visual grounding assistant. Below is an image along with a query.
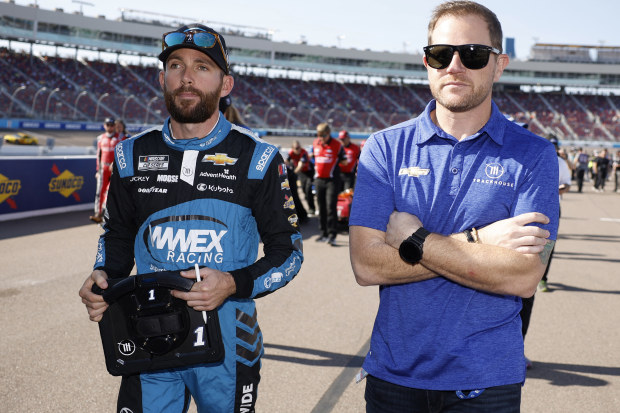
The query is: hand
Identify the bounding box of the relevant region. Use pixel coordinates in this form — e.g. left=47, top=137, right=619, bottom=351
left=78, top=270, right=109, bottom=322
left=385, top=211, right=423, bottom=249
left=477, top=212, right=551, bottom=254
left=172, top=267, right=237, bottom=311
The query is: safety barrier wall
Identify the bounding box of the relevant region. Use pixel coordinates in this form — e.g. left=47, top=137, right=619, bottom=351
left=0, top=118, right=149, bottom=133
left=0, top=118, right=374, bottom=140
left=0, top=156, right=96, bottom=221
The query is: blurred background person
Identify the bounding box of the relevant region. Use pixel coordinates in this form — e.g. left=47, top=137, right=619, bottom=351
left=288, top=140, right=315, bottom=216
left=219, top=95, right=247, bottom=128
left=613, top=149, right=620, bottom=193
left=593, top=148, right=611, bottom=192
left=337, top=129, right=361, bottom=192
left=90, top=117, right=118, bottom=224
left=573, top=147, right=590, bottom=193
left=313, top=122, right=346, bottom=245
left=115, top=119, right=130, bottom=141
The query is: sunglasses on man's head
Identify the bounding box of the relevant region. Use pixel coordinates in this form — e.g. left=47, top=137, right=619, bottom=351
left=162, top=28, right=224, bottom=55
left=423, top=44, right=501, bottom=70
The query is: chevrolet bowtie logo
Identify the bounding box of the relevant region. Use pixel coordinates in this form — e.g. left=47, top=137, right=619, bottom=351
left=399, top=167, right=430, bottom=177
left=202, top=153, right=238, bottom=166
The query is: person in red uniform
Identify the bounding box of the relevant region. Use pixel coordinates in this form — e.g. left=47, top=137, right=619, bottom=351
left=313, top=123, right=346, bottom=245
left=337, top=130, right=361, bottom=192
left=287, top=140, right=315, bottom=215
left=90, top=117, right=119, bottom=223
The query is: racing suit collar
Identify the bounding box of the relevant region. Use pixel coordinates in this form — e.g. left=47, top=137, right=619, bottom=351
left=161, top=112, right=232, bottom=151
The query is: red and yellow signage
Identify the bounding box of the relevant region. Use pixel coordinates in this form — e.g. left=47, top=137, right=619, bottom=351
left=49, top=164, right=84, bottom=200
left=0, top=173, right=21, bottom=209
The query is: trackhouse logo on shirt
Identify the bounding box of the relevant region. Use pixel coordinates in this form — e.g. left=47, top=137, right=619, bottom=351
left=485, top=163, right=505, bottom=179
left=472, top=162, right=515, bottom=188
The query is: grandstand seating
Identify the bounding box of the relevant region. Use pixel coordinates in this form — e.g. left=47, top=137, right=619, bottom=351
left=1, top=47, right=618, bottom=141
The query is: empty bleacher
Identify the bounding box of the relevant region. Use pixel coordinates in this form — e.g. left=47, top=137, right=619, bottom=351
left=1, top=47, right=618, bottom=141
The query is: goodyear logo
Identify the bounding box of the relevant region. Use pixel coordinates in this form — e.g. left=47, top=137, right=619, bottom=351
left=49, top=169, right=84, bottom=198
left=0, top=173, right=21, bottom=204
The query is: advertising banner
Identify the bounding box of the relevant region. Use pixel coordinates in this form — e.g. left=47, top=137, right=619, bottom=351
left=0, top=157, right=96, bottom=219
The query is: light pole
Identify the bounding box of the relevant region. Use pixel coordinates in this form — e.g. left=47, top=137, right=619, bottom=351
left=121, top=94, right=135, bottom=120
left=54, top=101, right=63, bottom=120
left=73, top=90, right=88, bottom=119
left=285, top=106, right=297, bottom=129
left=326, top=108, right=338, bottom=124
left=365, top=113, right=376, bottom=132
left=30, top=86, right=47, bottom=117
left=344, top=110, right=356, bottom=129
left=144, top=96, right=159, bottom=125
left=45, top=87, right=60, bottom=119
left=307, top=108, right=320, bottom=129
left=263, top=104, right=276, bottom=127
left=388, top=112, right=400, bottom=125
left=94, top=92, right=110, bottom=122
left=8, top=85, right=26, bottom=116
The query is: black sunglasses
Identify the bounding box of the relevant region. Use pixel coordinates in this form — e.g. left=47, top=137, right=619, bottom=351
left=423, top=44, right=501, bottom=70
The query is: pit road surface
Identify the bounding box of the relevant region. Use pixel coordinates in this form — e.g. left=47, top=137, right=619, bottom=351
left=1, top=177, right=619, bottom=412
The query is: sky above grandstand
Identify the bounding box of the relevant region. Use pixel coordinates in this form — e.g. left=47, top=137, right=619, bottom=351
left=30, top=0, right=619, bottom=60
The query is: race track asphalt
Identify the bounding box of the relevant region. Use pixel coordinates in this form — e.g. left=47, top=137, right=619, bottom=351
left=1, top=183, right=619, bottom=412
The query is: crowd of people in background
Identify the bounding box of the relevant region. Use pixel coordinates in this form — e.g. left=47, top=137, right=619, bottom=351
left=284, top=123, right=363, bottom=244
left=561, top=146, right=620, bottom=193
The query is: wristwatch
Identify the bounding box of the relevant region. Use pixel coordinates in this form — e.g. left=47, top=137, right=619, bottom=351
left=398, top=227, right=431, bottom=264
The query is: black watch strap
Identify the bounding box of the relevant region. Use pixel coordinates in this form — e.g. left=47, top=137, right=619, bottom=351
left=411, top=227, right=431, bottom=242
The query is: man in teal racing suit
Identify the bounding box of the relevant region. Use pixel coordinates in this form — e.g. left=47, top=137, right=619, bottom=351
left=79, top=24, right=303, bottom=413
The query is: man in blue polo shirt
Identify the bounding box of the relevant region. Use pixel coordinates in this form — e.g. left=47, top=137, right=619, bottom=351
left=349, top=1, right=559, bottom=411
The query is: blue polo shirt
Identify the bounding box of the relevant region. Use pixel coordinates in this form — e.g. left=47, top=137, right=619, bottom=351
left=350, top=100, right=559, bottom=390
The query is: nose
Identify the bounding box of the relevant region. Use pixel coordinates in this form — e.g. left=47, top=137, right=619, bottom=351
left=181, top=68, right=194, bottom=85
left=446, top=51, right=466, bottom=72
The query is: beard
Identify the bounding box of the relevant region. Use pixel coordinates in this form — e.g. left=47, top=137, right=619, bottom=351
left=163, top=82, right=222, bottom=124
left=429, top=77, right=493, bottom=113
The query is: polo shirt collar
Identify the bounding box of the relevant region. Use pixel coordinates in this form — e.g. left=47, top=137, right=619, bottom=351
left=418, top=100, right=506, bottom=145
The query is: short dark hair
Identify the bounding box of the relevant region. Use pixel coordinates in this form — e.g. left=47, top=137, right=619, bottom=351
left=427, top=1, right=503, bottom=52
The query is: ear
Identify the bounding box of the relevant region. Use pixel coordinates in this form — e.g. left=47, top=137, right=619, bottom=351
left=423, top=55, right=429, bottom=69
left=220, top=75, right=234, bottom=97
left=158, top=70, right=165, bottom=91
left=493, top=54, right=509, bottom=82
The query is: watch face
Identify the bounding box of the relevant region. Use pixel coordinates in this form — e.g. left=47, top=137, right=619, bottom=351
left=399, top=239, right=423, bottom=264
